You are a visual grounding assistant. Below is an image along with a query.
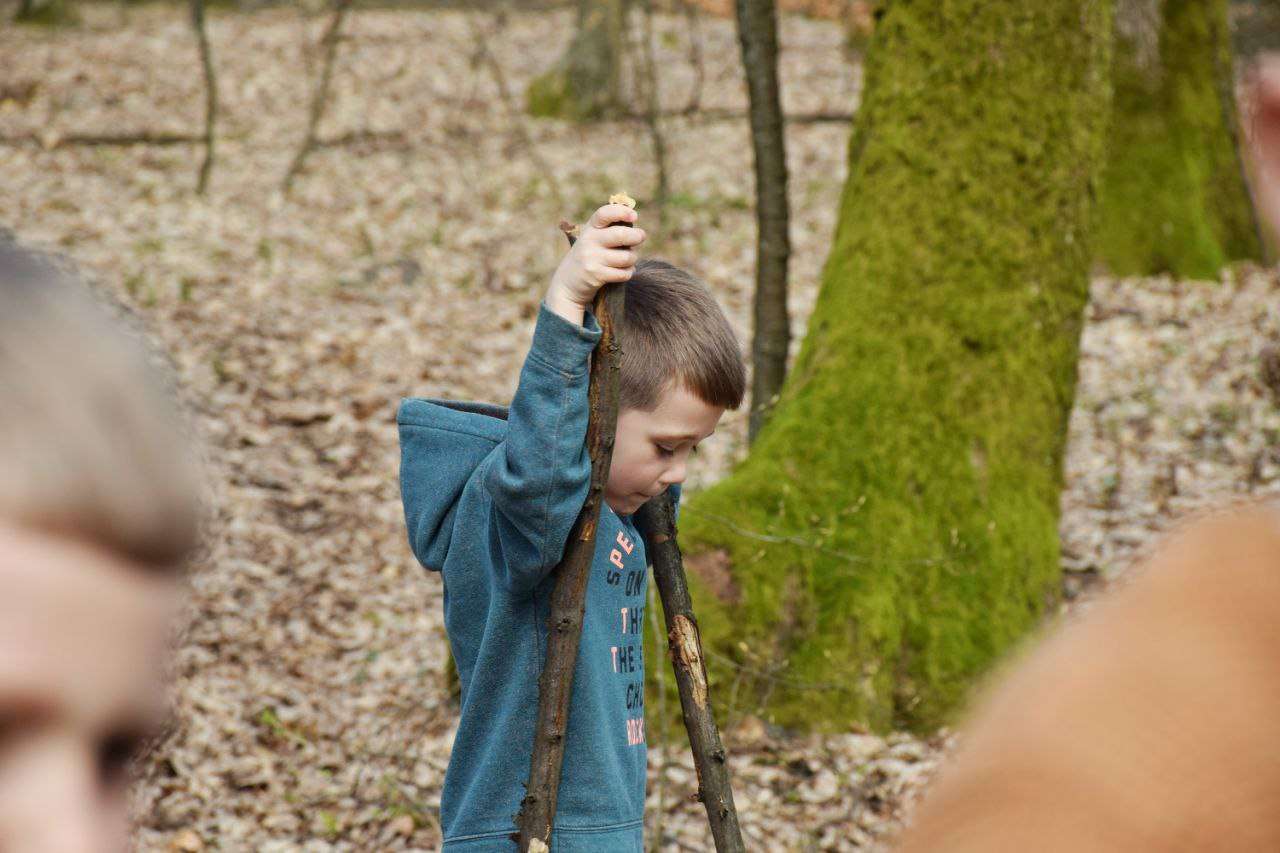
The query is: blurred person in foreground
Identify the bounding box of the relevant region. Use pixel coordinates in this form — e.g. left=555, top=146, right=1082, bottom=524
left=896, top=63, right=1280, bottom=852
left=0, top=240, right=200, bottom=852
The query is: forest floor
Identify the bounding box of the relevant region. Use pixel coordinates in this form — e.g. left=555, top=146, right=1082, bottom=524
left=3, top=4, right=1280, bottom=851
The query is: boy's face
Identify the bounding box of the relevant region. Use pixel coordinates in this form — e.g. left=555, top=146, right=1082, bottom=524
left=0, top=523, right=177, bottom=853
left=607, top=381, right=725, bottom=516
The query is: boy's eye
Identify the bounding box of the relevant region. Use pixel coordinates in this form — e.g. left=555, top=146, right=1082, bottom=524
left=655, top=442, right=702, bottom=457
left=98, top=729, right=147, bottom=786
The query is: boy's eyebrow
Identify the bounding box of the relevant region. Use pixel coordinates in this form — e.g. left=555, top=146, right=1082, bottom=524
left=653, top=431, right=715, bottom=442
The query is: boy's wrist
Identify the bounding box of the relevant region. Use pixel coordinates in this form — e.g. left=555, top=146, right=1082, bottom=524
left=544, top=286, right=588, bottom=327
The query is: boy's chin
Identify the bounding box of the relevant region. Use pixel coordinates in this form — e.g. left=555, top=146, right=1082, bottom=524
left=607, top=494, right=646, bottom=515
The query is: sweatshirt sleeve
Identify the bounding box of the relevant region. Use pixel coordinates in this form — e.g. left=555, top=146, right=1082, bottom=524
left=479, top=302, right=601, bottom=594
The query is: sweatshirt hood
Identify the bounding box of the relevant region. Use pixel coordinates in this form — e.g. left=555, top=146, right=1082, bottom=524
left=397, top=397, right=509, bottom=572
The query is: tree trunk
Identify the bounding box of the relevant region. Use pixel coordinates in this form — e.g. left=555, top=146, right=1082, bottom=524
left=527, top=0, right=628, bottom=121
left=1097, top=0, right=1263, bottom=278
left=673, top=0, right=1112, bottom=732
left=735, top=0, right=791, bottom=443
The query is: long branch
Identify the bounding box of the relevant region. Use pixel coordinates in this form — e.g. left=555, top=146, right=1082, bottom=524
left=281, top=0, right=352, bottom=192
left=189, top=0, right=217, bottom=194
left=634, top=492, right=745, bottom=853
left=515, top=228, right=628, bottom=851
left=469, top=9, right=567, bottom=212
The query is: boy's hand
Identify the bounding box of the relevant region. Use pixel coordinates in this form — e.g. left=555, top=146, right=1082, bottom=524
left=546, top=203, right=645, bottom=325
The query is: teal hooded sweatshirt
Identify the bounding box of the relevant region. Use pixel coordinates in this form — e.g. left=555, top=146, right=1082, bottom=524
left=398, top=304, right=678, bottom=851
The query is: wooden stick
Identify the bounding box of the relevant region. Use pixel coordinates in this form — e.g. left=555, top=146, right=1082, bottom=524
left=635, top=492, right=746, bottom=853
left=515, top=213, right=629, bottom=852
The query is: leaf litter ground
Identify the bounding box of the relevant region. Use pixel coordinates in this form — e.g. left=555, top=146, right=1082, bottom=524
left=2, top=5, right=1278, bottom=850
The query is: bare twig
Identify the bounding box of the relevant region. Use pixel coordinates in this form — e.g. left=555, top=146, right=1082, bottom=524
left=0, top=129, right=420, bottom=151
left=313, top=128, right=409, bottom=151
left=635, top=492, right=745, bottom=853
left=685, top=504, right=949, bottom=568
left=680, top=0, right=705, bottom=113
left=282, top=0, right=353, bottom=193
left=468, top=10, right=567, bottom=211
left=189, top=0, right=218, bottom=194
left=620, top=106, right=853, bottom=124
left=515, top=219, right=629, bottom=851
left=636, top=0, right=671, bottom=208
left=0, top=131, right=202, bottom=148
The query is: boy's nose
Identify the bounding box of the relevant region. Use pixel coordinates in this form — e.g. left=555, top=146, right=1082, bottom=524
left=662, top=461, right=687, bottom=486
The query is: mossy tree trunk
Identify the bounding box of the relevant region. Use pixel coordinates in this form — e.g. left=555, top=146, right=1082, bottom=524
left=14, top=0, right=76, bottom=25
left=671, top=0, right=1112, bottom=732
left=526, top=0, right=629, bottom=121
left=1097, top=0, right=1263, bottom=278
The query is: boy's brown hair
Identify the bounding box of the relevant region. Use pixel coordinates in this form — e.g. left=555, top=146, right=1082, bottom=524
left=0, top=239, right=200, bottom=570
left=618, top=259, right=746, bottom=412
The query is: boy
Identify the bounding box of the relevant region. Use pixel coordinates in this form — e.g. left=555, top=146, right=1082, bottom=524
left=0, top=240, right=200, bottom=851
left=398, top=203, right=746, bottom=851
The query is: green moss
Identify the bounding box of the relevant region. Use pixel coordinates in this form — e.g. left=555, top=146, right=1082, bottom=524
left=526, top=68, right=575, bottom=120
left=666, top=0, right=1113, bottom=733
left=13, top=0, right=79, bottom=26
left=1097, top=0, right=1262, bottom=278
left=525, top=0, right=627, bottom=122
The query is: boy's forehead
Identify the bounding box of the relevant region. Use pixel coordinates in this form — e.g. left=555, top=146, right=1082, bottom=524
left=0, top=523, right=175, bottom=726
left=643, top=383, right=725, bottom=436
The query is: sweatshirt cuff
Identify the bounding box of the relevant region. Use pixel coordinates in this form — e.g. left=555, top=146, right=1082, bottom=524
left=530, top=301, right=602, bottom=374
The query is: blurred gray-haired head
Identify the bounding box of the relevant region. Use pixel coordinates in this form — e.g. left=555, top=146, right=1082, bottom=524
left=0, top=238, right=201, bottom=570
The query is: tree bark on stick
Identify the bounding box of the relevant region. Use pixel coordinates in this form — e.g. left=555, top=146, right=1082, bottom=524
left=282, top=0, right=352, bottom=193
left=515, top=221, right=629, bottom=852
left=735, top=0, right=791, bottom=444
left=635, top=492, right=745, bottom=853
left=190, top=0, right=217, bottom=195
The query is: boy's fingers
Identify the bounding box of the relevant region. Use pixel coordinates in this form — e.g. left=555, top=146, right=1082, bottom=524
left=588, top=204, right=639, bottom=229
left=597, top=225, right=645, bottom=248
left=598, top=265, right=634, bottom=283
left=601, top=249, right=638, bottom=269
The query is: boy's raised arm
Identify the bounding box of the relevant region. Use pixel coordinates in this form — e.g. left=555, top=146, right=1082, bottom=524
left=480, top=204, right=645, bottom=594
